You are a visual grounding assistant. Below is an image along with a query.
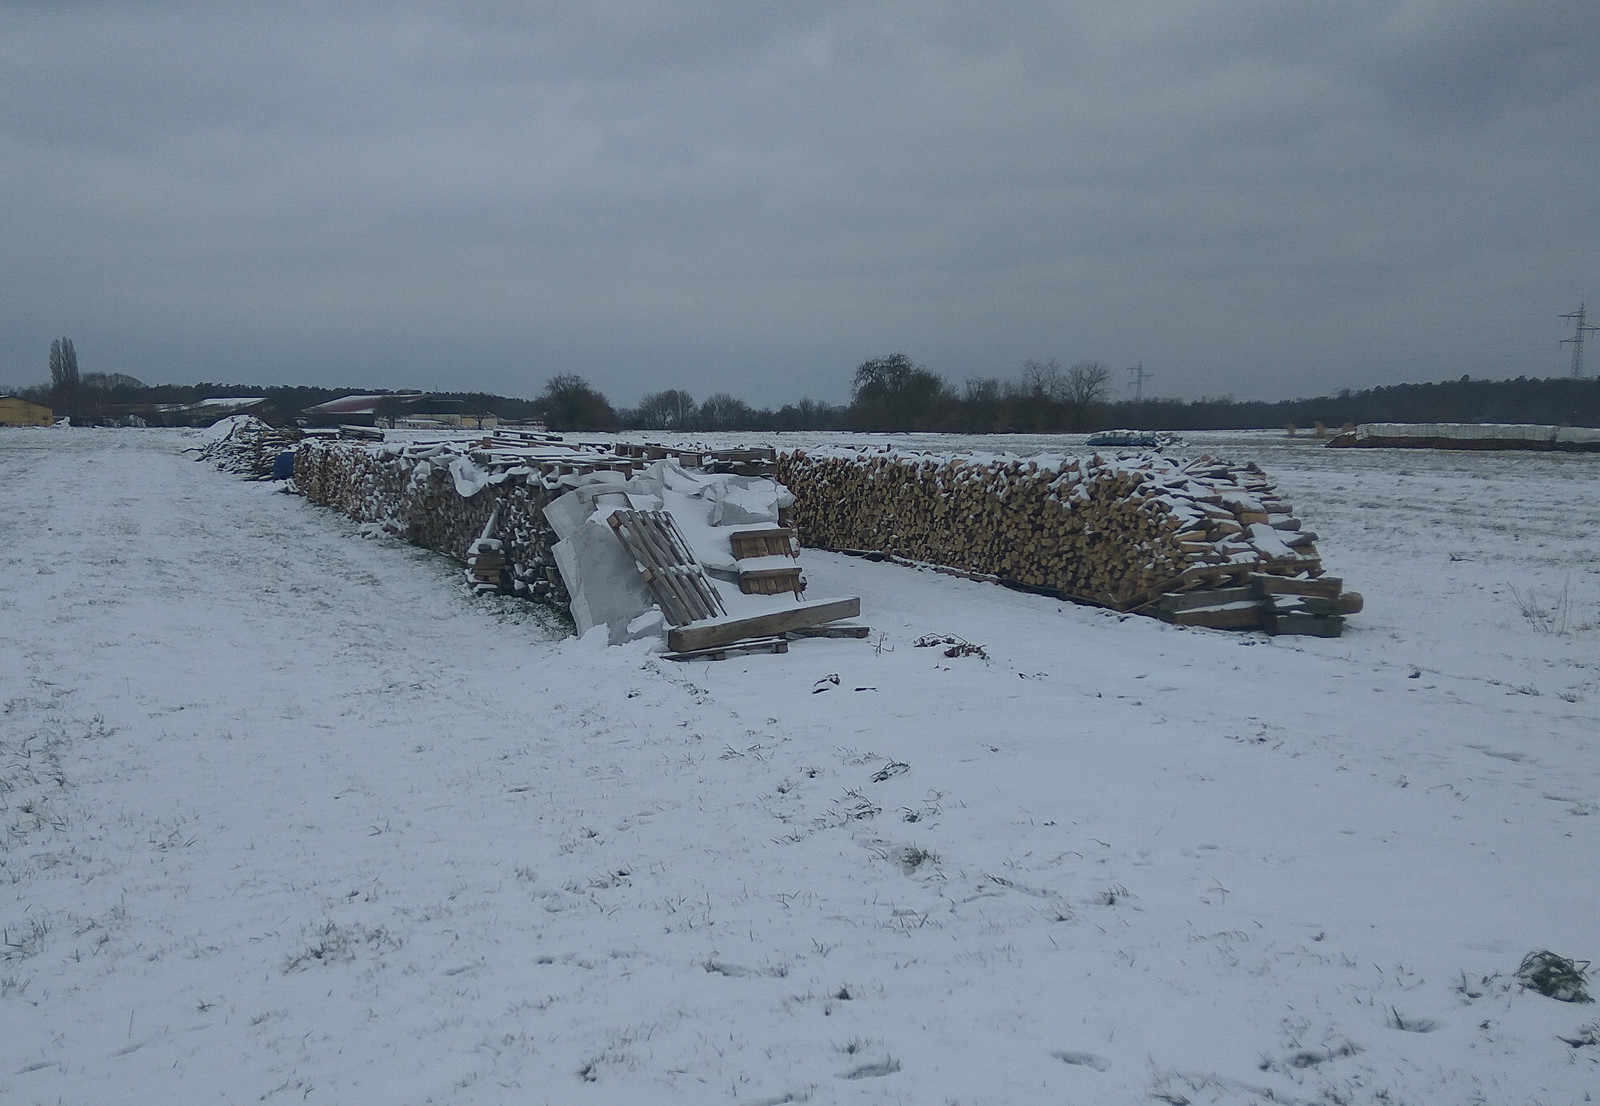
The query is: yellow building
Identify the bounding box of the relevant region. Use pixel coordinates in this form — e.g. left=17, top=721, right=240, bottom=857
left=0, top=395, right=54, bottom=427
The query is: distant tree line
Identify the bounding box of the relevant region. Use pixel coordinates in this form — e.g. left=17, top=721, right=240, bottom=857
left=14, top=339, right=1600, bottom=432
left=584, top=360, right=1600, bottom=434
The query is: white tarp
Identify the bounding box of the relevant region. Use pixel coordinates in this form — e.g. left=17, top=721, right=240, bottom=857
left=543, top=460, right=797, bottom=645
left=1356, top=422, right=1560, bottom=442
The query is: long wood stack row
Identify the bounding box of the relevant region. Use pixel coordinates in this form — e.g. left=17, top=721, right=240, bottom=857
left=776, top=447, right=1358, bottom=634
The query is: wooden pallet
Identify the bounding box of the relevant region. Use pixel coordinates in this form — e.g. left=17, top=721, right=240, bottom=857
left=729, top=527, right=798, bottom=559
left=737, top=568, right=801, bottom=595
left=607, top=510, right=727, bottom=626
left=730, top=527, right=804, bottom=596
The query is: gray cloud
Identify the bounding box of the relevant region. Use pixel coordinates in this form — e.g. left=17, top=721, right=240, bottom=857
left=4, top=1, right=1597, bottom=405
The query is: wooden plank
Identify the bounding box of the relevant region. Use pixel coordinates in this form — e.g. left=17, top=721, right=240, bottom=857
left=1274, top=591, right=1363, bottom=616
left=1162, top=604, right=1265, bottom=630
left=1158, top=585, right=1259, bottom=613
left=785, top=623, right=871, bottom=639
left=1257, top=575, right=1343, bottom=599
left=1267, top=612, right=1345, bottom=638
left=663, top=636, right=789, bottom=662
left=668, top=597, right=862, bottom=653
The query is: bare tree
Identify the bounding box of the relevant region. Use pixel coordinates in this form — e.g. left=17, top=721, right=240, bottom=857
left=1021, top=357, right=1066, bottom=401
left=1063, top=360, right=1113, bottom=429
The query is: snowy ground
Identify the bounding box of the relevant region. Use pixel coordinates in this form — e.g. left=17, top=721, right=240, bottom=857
left=2, top=427, right=1597, bottom=1105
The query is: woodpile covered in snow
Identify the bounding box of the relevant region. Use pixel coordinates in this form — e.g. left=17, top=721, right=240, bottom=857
left=294, top=436, right=582, bottom=607
left=291, top=434, right=815, bottom=641
left=777, top=447, right=1360, bottom=635
left=192, top=415, right=301, bottom=478
left=1328, top=422, right=1600, bottom=451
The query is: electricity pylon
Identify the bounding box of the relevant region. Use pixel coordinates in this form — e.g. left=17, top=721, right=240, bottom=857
left=1126, top=362, right=1151, bottom=401
left=1561, top=304, right=1600, bottom=378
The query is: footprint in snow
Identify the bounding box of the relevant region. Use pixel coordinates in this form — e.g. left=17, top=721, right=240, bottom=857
left=1051, top=1050, right=1110, bottom=1071
left=839, top=1057, right=901, bottom=1079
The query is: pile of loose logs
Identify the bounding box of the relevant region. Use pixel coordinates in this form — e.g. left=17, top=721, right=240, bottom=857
left=195, top=416, right=302, bottom=479
left=776, top=447, right=1358, bottom=633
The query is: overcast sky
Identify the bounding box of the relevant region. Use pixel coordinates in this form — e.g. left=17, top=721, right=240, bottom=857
left=4, top=1, right=1598, bottom=406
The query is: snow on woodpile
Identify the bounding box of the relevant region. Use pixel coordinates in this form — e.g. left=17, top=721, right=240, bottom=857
left=294, top=435, right=593, bottom=608
left=190, top=415, right=301, bottom=478
left=778, top=447, right=1357, bottom=633
left=292, top=435, right=805, bottom=641
left=1329, top=422, right=1600, bottom=450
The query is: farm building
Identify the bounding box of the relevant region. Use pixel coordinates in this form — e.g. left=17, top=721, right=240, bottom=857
left=302, top=392, right=425, bottom=426
left=0, top=395, right=53, bottom=426
left=386, top=398, right=499, bottom=430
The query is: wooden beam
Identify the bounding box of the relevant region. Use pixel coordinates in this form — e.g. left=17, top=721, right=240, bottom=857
left=1161, top=604, right=1265, bottom=630
left=1266, top=612, right=1345, bottom=637
left=667, top=597, right=861, bottom=653
left=786, top=623, right=872, bottom=639
left=1257, top=575, right=1343, bottom=598
left=1158, top=585, right=1260, bottom=614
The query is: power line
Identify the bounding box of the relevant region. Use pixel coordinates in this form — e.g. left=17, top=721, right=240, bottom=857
left=1560, top=304, right=1600, bottom=378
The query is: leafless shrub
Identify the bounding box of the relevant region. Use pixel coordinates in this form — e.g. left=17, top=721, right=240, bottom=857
left=1509, top=580, right=1571, bottom=635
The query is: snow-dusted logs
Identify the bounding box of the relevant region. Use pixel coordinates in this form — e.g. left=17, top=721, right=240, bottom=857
left=293, top=437, right=581, bottom=609
left=194, top=416, right=302, bottom=478
left=775, top=449, right=1346, bottom=622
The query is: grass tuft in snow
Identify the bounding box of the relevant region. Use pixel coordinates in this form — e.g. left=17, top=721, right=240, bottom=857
left=283, top=922, right=400, bottom=971
left=1516, top=950, right=1593, bottom=1003
left=2, top=914, right=53, bottom=963
left=1385, top=1006, right=1439, bottom=1033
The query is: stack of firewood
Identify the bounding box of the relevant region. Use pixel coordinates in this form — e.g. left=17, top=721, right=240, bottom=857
left=195, top=417, right=301, bottom=479
left=293, top=438, right=798, bottom=612
left=776, top=448, right=1358, bottom=634
left=294, top=438, right=580, bottom=607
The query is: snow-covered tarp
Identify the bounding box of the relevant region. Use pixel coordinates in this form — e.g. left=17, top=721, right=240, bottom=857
left=1336, top=422, right=1600, bottom=449
left=544, top=459, right=800, bottom=644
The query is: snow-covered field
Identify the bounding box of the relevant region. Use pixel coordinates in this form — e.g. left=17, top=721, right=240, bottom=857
left=3, top=427, right=1597, bottom=1105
